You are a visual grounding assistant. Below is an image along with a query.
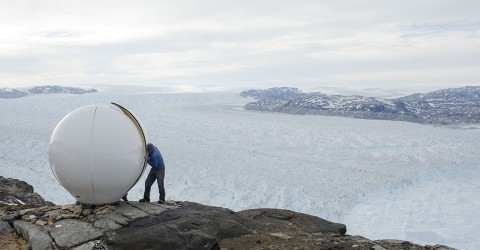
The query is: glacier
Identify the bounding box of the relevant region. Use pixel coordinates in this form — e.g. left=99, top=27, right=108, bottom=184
left=0, top=85, right=479, bottom=249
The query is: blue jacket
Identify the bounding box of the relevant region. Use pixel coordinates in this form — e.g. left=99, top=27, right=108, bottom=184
left=147, top=146, right=165, bottom=169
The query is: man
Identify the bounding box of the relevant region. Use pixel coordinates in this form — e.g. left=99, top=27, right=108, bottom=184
left=139, top=143, right=166, bottom=204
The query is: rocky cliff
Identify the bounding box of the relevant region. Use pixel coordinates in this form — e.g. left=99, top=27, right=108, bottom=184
left=0, top=176, right=455, bottom=250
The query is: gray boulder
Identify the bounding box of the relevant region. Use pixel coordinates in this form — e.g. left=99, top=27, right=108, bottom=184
left=13, top=220, right=53, bottom=250
left=0, top=219, right=13, bottom=234
left=49, top=219, right=103, bottom=249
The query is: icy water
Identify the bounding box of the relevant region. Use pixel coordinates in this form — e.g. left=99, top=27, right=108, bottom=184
left=1, top=86, right=479, bottom=249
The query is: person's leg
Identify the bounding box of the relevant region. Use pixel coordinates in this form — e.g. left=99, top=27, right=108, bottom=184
left=141, top=169, right=156, bottom=201
left=156, top=168, right=166, bottom=203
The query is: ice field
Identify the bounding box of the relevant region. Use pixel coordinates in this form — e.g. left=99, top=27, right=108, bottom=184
left=1, top=86, right=479, bottom=249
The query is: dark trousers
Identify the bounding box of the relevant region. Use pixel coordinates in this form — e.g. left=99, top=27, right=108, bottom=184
left=144, top=168, right=165, bottom=201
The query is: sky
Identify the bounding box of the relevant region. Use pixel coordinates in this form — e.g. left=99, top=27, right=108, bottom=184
left=0, top=0, right=479, bottom=92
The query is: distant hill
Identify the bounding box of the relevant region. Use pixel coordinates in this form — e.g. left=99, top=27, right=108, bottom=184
left=241, top=86, right=480, bottom=125
left=241, top=87, right=307, bottom=99
left=27, top=85, right=97, bottom=94
left=0, top=88, right=28, bottom=98
left=0, top=85, right=97, bottom=98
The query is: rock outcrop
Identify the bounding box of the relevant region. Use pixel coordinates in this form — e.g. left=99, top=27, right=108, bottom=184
left=0, top=177, right=456, bottom=250
left=0, top=176, right=51, bottom=209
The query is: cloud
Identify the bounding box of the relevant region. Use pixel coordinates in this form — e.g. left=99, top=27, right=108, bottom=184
left=0, top=0, right=479, bottom=90
left=113, top=50, right=252, bottom=78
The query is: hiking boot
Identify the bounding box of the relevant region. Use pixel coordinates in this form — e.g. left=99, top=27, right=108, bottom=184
left=139, top=198, right=150, bottom=203
left=158, top=200, right=165, bottom=204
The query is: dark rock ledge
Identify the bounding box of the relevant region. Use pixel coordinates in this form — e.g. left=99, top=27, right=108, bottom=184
left=0, top=177, right=456, bottom=250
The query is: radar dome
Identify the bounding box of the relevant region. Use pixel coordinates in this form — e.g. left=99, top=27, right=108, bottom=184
left=48, top=103, right=147, bottom=204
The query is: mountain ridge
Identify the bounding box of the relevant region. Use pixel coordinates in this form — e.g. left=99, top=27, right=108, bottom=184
left=0, top=85, right=97, bottom=98
left=241, top=86, right=480, bottom=125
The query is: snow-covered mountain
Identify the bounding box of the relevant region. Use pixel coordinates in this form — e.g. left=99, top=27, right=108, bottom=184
left=0, top=85, right=98, bottom=98
left=397, top=86, right=480, bottom=125
left=241, top=87, right=308, bottom=99
left=0, top=88, right=28, bottom=98
left=242, top=86, right=480, bottom=125
left=27, top=85, right=97, bottom=94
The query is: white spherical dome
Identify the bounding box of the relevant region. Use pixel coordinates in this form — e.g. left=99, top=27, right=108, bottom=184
left=49, top=103, right=147, bottom=204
